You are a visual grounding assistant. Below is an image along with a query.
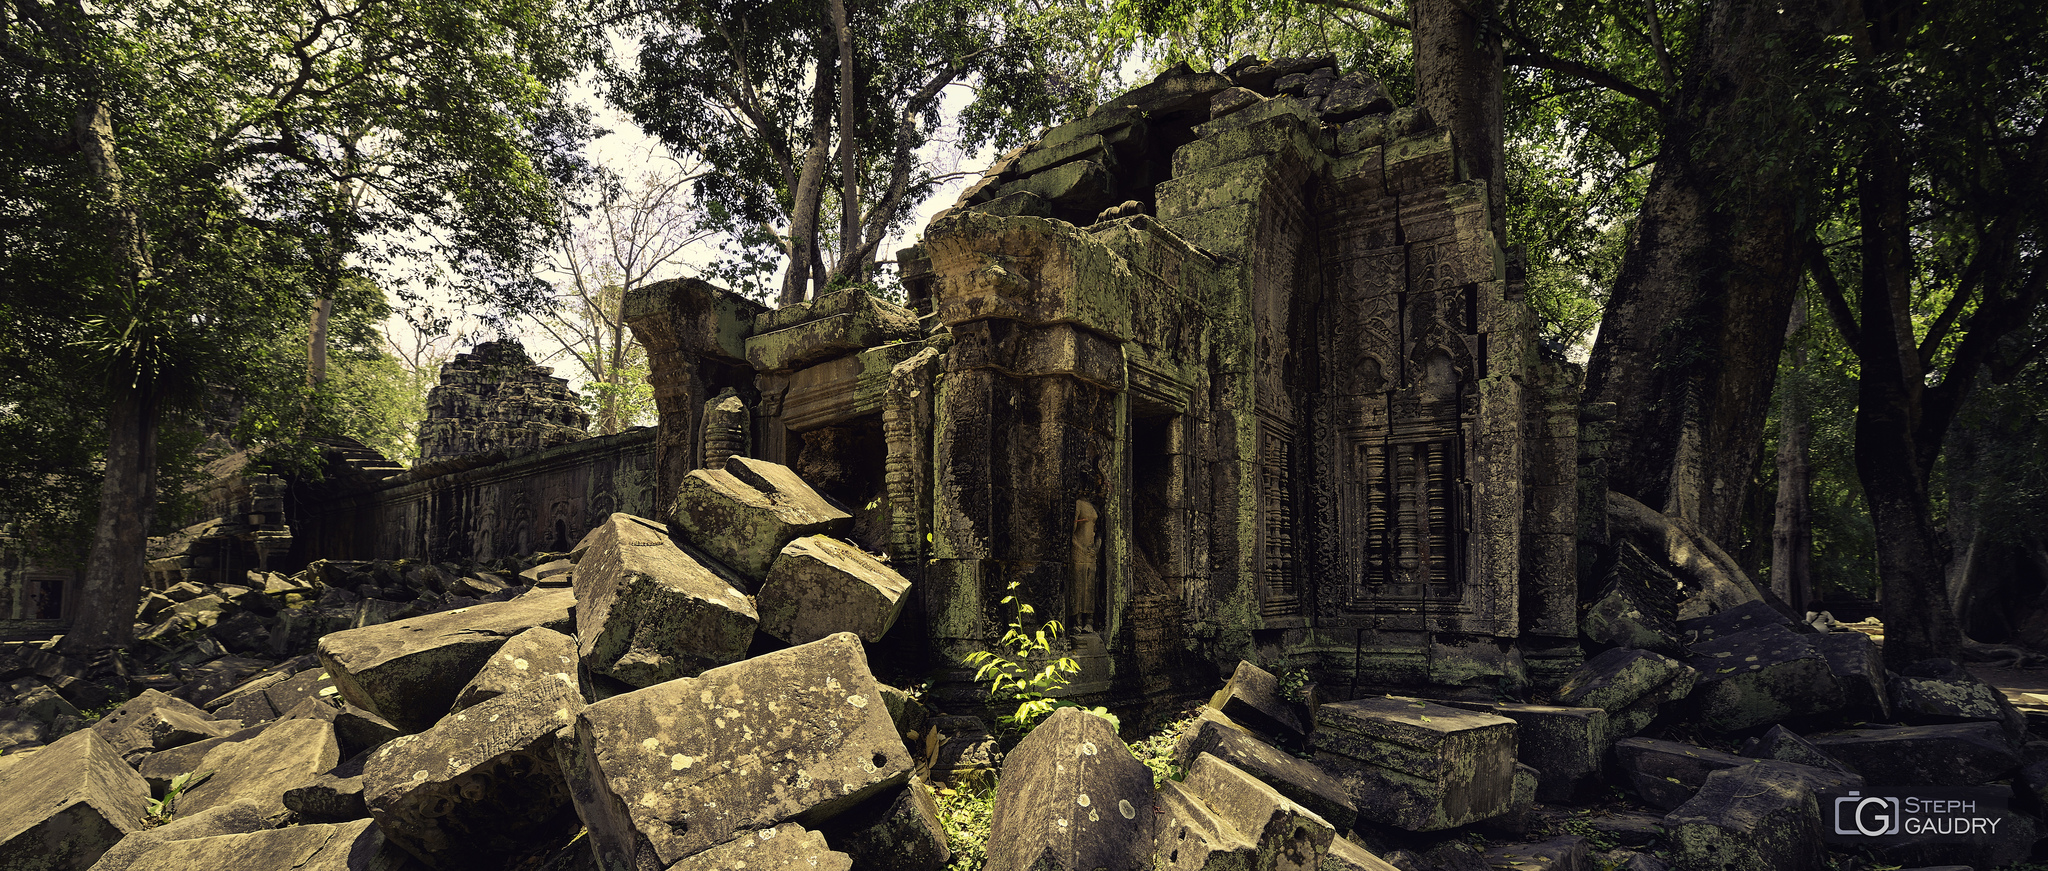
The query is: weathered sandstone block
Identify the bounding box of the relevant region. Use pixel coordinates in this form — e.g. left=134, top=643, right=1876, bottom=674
left=668, top=457, right=851, bottom=582
left=575, top=514, right=756, bottom=687
left=984, top=706, right=1156, bottom=871
left=316, top=588, right=574, bottom=732
left=758, top=535, right=911, bottom=645
left=1314, top=697, right=1516, bottom=831
left=559, top=633, right=908, bottom=869
left=0, top=730, right=150, bottom=871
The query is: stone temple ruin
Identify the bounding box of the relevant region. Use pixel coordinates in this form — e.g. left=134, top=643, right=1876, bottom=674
left=0, top=60, right=2039, bottom=871
left=623, top=60, right=1583, bottom=706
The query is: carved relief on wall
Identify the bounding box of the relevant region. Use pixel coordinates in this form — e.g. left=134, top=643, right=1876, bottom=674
left=1256, top=415, right=1302, bottom=622
left=1072, top=499, right=1102, bottom=632
left=1325, top=249, right=1403, bottom=395
left=1338, top=427, right=1466, bottom=610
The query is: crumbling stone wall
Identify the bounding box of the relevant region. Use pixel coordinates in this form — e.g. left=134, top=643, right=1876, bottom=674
left=416, top=339, right=591, bottom=463
left=630, top=59, right=1582, bottom=709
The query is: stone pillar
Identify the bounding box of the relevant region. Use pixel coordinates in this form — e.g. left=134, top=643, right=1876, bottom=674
left=622, top=278, right=765, bottom=520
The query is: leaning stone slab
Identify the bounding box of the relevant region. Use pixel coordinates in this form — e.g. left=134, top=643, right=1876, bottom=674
left=175, top=717, right=339, bottom=821
left=816, top=781, right=951, bottom=871
left=1739, top=724, right=1858, bottom=777
left=450, top=626, right=579, bottom=712
left=985, top=707, right=1157, bottom=871
left=365, top=679, right=583, bottom=869
left=1807, top=722, right=2019, bottom=787
left=0, top=730, right=151, bottom=871
left=669, top=457, right=852, bottom=582
left=667, top=823, right=852, bottom=871
left=315, top=588, right=575, bottom=732
left=1209, top=660, right=1308, bottom=745
left=1662, top=762, right=1855, bottom=871
left=758, top=535, right=912, bottom=645
left=1889, top=658, right=2027, bottom=737
left=1611, top=737, right=1752, bottom=811
left=89, top=689, right=214, bottom=762
left=1176, top=708, right=1355, bottom=830
left=115, top=819, right=399, bottom=871
left=86, top=799, right=269, bottom=871
left=1320, top=838, right=1400, bottom=871
left=1313, top=696, right=1517, bottom=831
left=1685, top=624, right=1845, bottom=732
left=1156, top=778, right=1259, bottom=871
left=1554, top=648, right=1694, bottom=738
left=560, top=633, right=910, bottom=869
left=575, top=514, right=756, bottom=687
left=1181, top=752, right=1335, bottom=870
left=1677, top=599, right=1796, bottom=644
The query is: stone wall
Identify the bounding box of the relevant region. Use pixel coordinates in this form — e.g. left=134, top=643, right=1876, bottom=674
left=625, top=61, right=1585, bottom=710
left=289, top=427, right=657, bottom=565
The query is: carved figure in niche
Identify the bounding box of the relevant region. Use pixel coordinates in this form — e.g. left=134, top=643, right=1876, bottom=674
left=1072, top=499, right=1101, bottom=632
left=701, top=388, right=749, bottom=470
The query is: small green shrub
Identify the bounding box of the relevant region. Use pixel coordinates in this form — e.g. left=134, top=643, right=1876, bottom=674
left=962, top=580, right=1117, bottom=736
left=935, top=782, right=996, bottom=871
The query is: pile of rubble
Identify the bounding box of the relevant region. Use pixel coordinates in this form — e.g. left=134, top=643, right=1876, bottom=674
left=1, top=456, right=2042, bottom=871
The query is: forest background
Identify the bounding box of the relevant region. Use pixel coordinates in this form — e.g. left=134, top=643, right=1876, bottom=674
left=0, top=0, right=2041, bottom=660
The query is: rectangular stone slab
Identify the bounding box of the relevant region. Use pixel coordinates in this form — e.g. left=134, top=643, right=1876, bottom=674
left=0, top=729, right=150, bottom=871
left=316, top=589, right=575, bottom=733
left=1313, top=697, right=1516, bottom=831
left=559, top=633, right=909, bottom=869
left=575, top=513, right=758, bottom=687
left=668, top=457, right=852, bottom=582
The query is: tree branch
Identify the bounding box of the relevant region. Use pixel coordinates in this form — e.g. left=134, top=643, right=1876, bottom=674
left=1806, top=238, right=1861, bottom=350
left=1506, top=51, right=1666, bottom=111
left=1299, top=0, right=1411, bottom=29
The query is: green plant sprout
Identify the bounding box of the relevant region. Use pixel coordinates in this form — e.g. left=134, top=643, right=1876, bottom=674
left=145, top=770, right=213, bottom=826
left=962, top=580, right=1117, bottom=735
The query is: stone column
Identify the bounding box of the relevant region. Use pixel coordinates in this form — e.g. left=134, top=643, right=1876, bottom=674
left=622, top=278, right=765, bottom=520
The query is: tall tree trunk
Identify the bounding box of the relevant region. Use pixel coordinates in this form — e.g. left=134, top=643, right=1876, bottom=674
left=1771, top=296, right=1814, bottom=610
left=831, top=0, right=859, bottom=280
left=1413, top=0, right=1504, bottom=239
left=780, top=41, right=839, bottom=306
left=65, top=93, right=164, bottom=655
left=1854, top=108, right=1962, bottom=666
left=63, top=386, right=160, bottom=654
left=1581, top=0, right=1829, bottom=548
left=308, top=295, right=332, bottom=387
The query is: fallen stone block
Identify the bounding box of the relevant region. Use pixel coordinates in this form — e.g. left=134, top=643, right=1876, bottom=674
left=85, top=799, right=269, bottom=871
left=1209, top=660, right=1308, bottom=745
left=315, top=587, right=575, bottom=732
left=668, top=823, right=852, bottom=871
left=333, top=703, right=402, bottom=757
left=560, top=632, right=909, bottom=869
left=365, top=678, right=583, bottom=869
left=175, top=717, right=339, bottom=821
left=1662, top=762, right=1856, bottom=871
left=669, top=456, right=852, bottom=582
left=1579, top=541, right=1683, bottom=656
left=1684, top=624, right=1845, bottom=732
left=1480, top=835, right=1588, bottom=871
left=0, top=711, right=45, bottom=752
left=0, top=730, right=150, bottom=871
left=283, top=774, right=366, bottom=823
left=1438, top=701, right=1606, bottom=803
left=1889, top=658, right=2028, bottom=737
left=576, top=513, right=758, bottom=687
left=1156, top=778, right=1261, bottom=871
left=1475, top=763, right=1540, bottom=839
left=449, top=626, right=578, bottom=712
left=1176, top=708, right=1356, bottom=830
left=1180, top=752, right=1335, bottom=870
left=1612, top=737, right=1753, bottom=811
left=89, top=689, right=215, bottom=762
left=1677, top=599, right=1796, bottom=644
left=1314, top=696, right=1517, bottom=831
left=985, top=707, right=1156, bottom=871
left=1738, top=724, right=1858, bottom=776
left=1810, top=631, right=1891, bottom=722
left=1807, top=722, right=2019, bottom=787
left=112, top=818, right=397, bottom=871
left=1320, top=837, right=1401, bottom=871
left=758, top=535, right=912, bottom=645
left=1554, top=648, right=1694, bottom=739
left=140, top=706, right=231, bottom=752
left=816, top=780, right=950, bottom=871
left=134, top=722, right=272, bottom=795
